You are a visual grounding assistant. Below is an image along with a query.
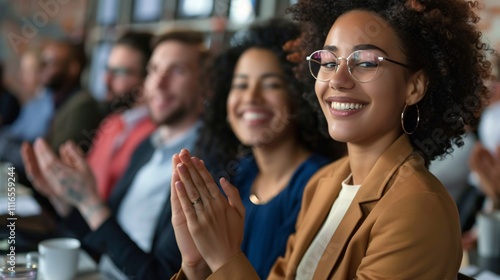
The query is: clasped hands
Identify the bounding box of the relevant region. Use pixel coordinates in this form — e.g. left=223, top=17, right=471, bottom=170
left=21, top=138, right=109, bottom=229
left=171, top=149, right=245, bottom=279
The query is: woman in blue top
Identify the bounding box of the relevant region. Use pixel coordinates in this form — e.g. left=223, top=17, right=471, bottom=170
left=191, top=18, right=345, bottom=278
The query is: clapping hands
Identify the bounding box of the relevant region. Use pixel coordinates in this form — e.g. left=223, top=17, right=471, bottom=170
left=170, top=149, right=245, bottom=278
left=21, top=138, right=109, bottom=229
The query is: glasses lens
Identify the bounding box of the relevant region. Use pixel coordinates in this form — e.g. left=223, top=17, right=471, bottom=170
left=106, top=66, right=133, bottom=77
left=308, top=50, right=337, bottom=82
left=348, top=50, right=380, bottom=82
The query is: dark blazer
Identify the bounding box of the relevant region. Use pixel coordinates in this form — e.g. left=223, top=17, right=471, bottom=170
left=66, top=136, right=181, bottom=279
left=0, top=89, right=20, bottom=126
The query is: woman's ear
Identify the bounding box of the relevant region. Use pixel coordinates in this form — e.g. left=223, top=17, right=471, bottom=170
left=406, top=70, right=428, bottom=105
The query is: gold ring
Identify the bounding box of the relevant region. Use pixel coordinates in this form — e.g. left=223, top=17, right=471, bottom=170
left=191, top=197, right=202, bottom=205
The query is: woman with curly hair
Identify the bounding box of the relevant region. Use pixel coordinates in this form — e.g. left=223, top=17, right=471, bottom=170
left=192, top=18, right=344, bottom=279
left=170, top=0, right=493, bottom=279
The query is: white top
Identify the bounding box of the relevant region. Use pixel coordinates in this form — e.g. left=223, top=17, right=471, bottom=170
left=296, top=174, right=361, bottom=280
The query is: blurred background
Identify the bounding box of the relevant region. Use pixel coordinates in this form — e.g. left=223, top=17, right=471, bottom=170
left=1, top=0, right=499, bottom=101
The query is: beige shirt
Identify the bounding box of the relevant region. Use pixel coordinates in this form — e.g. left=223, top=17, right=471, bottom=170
left=296, top=175, right=360, bottom=279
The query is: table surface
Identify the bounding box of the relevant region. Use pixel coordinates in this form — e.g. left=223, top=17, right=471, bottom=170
left=14, top=250, right=104, bottom=280
left=3, top=183, right=498, bottom=279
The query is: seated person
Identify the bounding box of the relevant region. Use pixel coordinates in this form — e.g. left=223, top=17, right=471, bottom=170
left=42, top=40, right=105, bottom=155
left=2, top=50, right=53, bottom=143
left=194, top=18, right=345, bottom=278
left=87, top=31, right=156, bottom=200
left=463, top=55, right=500, bottom=250
left=170, top=0, right=490, bottom=278
left=0, top=40, right=103, bottom=175
left=21, top=30, right=209, bottom=279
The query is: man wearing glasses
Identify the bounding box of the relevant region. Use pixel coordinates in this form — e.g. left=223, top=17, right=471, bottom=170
left=22, top=30, right=209, bottom=279
left=0, top=40, right=103, bottom=181
left=87, top=31, right=156, bottom=200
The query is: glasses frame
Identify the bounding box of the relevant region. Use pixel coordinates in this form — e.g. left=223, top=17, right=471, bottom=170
left=306, top=49, right=411, bottom=83
left=105, top=66, right=142, bottom=77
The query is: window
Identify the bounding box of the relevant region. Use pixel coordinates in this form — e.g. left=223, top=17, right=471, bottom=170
left=176, top=0, right=214, bottom=18
left=132, top=0, right=163, bottom=22
left=97, top=0, right=120, bottom=25
left=229, top=0, right=258, bottom=25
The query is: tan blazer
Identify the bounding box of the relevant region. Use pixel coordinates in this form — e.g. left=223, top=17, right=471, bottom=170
left=178, top=135, right=463, bottom=279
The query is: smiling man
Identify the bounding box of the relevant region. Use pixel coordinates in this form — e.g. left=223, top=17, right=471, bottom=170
left=22, top=30, right=209, bottom=279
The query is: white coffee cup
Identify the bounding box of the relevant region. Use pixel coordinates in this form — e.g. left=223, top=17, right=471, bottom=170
left=27, top=238, right=81, bottom=280
left=477, top=210, right=500, bottom=258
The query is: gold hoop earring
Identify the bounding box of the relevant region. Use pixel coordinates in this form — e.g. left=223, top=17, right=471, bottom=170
left=401, top=104, right=420, bottom=135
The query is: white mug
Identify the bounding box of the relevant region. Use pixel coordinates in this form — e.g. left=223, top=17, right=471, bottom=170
left=477, top=210, right=500, bottom=258
left=27, top=238, right=81, bottom=280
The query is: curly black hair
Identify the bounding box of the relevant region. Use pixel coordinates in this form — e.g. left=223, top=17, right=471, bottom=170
left=195, top=18, right=346, bottom=179
left=288, top=0, right=493, bottom=166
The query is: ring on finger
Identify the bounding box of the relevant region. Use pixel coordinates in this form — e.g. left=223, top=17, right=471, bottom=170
left=191, top=197, right=202, bottom=205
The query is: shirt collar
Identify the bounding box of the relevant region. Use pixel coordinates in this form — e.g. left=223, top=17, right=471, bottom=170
left=151, top=120, right=202, bottom=149
left=120, top=105, right=149, bottom=129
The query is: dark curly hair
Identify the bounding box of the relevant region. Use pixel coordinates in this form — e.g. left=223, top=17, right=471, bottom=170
left=195, top=18, right=346, bottom=179
left=288, top=0, right=493, bottom=166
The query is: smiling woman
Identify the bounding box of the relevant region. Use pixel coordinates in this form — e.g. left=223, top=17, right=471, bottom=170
left=189, top=18, right=345, bottom=279
left=227, top=48, right=299, bottom=148
left=169, top=1, right=493, bottom=279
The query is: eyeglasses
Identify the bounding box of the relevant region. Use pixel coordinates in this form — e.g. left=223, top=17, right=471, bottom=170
left=105, top=66, right=139, bottom=77
left=41, top=59, right=63, bottom=68
left=306, top=49, right=411, bottom=83
left=146, top=64, right=188, bottom=80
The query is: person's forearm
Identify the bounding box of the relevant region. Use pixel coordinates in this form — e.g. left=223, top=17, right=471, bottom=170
left=206, top=252, right=260, bottom=280
left=78, top=199, right=110, bottom=230
left=48, top=196, right=72, bottom=217
left=181, top=262, right=211, bottom=280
